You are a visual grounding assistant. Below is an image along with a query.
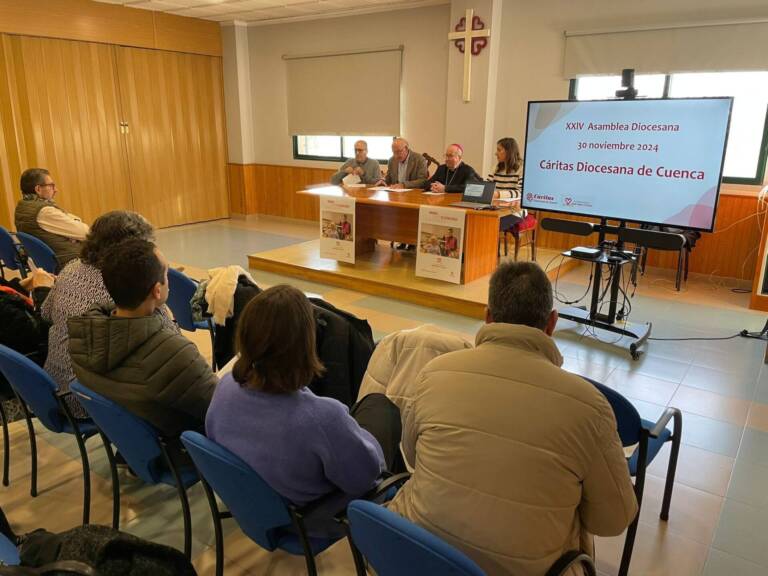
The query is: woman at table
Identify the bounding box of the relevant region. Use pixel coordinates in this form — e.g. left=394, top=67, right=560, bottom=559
left=489, top=137, right=525, bottom=215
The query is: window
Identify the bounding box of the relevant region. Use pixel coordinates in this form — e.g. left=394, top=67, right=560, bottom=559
left=294, top=135, right=394, bottom=163
left=571, top=72, right=768, bottom=184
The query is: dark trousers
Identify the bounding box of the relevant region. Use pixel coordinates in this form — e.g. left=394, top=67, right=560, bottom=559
left=350, top=393, right=404, bottom=474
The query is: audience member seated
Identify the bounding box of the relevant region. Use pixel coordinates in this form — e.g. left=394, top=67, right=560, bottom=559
left=0, top=269, right=55, bottom=364
left=357, top=324, right=471, bottom=413
left=424, top=143, right=482, bottom=194
left=68, top=239, right=217, bottom=438
left=14, top=168, right=89, bottom=267
left=0, top=269, right=55, bottom=421
left=42, top=211, right=177, bottom=418
left=330, top=140, right=382, bottom=185
left=388, top=261, right=637, bottom=576
left=379, top=138, right=429, bottom=189
left=206, top=285, right=395, bottom=534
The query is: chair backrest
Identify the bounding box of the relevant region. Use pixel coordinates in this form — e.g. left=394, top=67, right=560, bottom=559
left=166, top=268, right=198, bottom=331
left=0, top=344, right=67, bottom=432
left=180, top=431, right=293, bottom=551
left=70, top=381, right=167, bottom=485
left=0, top=532, right=20, bottom=566
left=581, top=377, right=642, bottom=446
left=15, top=232, right=58, bottom=273
left=347, top=500, right=485, bottom=576
left=0, top=227, right=24, bottom=272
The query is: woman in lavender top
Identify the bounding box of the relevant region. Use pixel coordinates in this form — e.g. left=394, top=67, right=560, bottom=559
left=206, top=284, right=385, bottom=509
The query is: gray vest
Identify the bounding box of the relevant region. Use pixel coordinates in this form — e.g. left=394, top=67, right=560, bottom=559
left=14, top=197, right=83, bottom=268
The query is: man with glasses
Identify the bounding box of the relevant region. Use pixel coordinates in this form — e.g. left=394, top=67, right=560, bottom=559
left=425, top=143, right=482, bottom=193
left=14, top=168, right=89, bottom=266
left=378, top=137, right=429, bottom=189
left=330, top=140, right=382, bottom=186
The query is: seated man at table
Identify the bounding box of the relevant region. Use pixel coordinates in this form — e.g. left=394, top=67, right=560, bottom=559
left=380, top=138, right=429, bottom=189
left=424, top=144, right=482, bottom=193
left=330, top=140, right=381, bottom=185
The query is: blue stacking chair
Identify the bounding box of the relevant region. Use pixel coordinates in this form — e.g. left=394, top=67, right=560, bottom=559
left=15, top=232, right=59, bottom=274
left=167, top=268, right=216, bottom=370
left=0, top=533, right=19, bottom=567
left=346, top=500, right=596, bottom=576
left=0, top=227, right=28, bottom=279
left=181, top=430, right=391, bottom=576
left=70, top=381, right=200, bottom=559
left=0, top=345, right=99, bottom=525
left=584, top=377, right=682, bottom=576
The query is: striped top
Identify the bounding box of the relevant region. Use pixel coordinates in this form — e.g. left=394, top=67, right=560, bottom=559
left=489, top=171, right=526, bottom=216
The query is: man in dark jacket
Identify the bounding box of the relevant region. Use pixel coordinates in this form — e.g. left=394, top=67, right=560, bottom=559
left=68, top=239, right=217, bottom=437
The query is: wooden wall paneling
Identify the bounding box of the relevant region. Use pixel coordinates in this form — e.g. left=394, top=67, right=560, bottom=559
left=534, top=194, right=762, bottom=280
left=1, top=35, right=132, bottom=224
left=117, top=47, right=229, bottom=229
left=0, top=0, right=221, bottom=57
left=228, top=164, right=245, bottom=214
left=153, top=12, right=222, bottom=57
left=0, top=35, right=23, bottom=229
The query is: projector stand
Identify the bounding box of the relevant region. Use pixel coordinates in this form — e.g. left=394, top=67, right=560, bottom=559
left=559, top=218, right=651, bottom=360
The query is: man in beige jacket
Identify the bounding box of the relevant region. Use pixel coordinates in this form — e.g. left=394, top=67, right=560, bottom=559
left=388, top=261, right=637, bottom=575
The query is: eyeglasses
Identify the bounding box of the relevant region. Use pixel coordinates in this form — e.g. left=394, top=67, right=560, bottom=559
left=354, top=148, right=366, bottom=153
left=38, top=183, right=57, bottom=189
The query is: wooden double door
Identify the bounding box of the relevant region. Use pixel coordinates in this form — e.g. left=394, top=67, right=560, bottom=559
left=0, top=34, right=228, bottom=229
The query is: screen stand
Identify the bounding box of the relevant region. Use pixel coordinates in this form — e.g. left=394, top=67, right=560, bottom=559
left=558, top=218, right=651, bottom=360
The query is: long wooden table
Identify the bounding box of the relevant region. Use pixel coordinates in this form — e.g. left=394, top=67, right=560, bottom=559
left=298, top=186, right=515, bottom=283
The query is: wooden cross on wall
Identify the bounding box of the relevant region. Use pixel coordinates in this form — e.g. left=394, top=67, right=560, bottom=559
left=448, top=8, right=491, bottom=102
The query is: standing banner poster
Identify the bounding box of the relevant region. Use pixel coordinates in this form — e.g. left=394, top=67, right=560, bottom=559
left=320, top=196, right=356, bottom=264
left=415, top=206, right=465, bottom=284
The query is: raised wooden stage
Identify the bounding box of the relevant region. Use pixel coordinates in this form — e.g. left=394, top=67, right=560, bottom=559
left=248, top=240, right=579, bottom=319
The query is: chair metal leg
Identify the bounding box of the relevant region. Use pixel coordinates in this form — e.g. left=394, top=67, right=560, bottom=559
left=160, top=441, right=193, bottom=559
left=15, top=392, right=37, bottom=497
left=514, top=232, right=520, bottom=261
left=0, top=400, right=8, bottom=486
left=290, top=510, right=318, bottom=576
left=684, top=248, right=691, bottom=282
left=531, top=228, right=537, bottom=262
left=661, top=411, right=683, bottom=521
left=341, top=520, right=367, bottom=576
left=198, top=477, right=225, bottom=576
left=619, top=433, right=649, bottom=576
left=504, top=231, right=509, bottom=256
left=99, top=432, right=120, bottom=530
left=59, top=400, right=91, bottom=526
left=675, top=249, right=683, bottom=291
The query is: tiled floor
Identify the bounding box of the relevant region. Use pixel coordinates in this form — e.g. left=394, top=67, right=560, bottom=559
left=3, top=216, right=767, bottom=575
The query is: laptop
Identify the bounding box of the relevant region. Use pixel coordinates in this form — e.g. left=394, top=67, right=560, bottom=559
left=450, top=181, right=496, bottom=209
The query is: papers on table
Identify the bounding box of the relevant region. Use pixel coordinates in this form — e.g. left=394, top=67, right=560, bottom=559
left=342, top=173, right=362, bottom=186
left=422, top=191, right=445, bottom=195
left=369, top=186, right=414, bottom=192
left=345, top=183, right=366, bottom=188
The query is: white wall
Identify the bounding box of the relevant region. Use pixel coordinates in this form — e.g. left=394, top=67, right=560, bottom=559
left=494, top=0, right=768, bottom=151
left=247, top=4, right=450, bottom=168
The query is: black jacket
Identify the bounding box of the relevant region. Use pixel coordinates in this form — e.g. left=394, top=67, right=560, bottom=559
left=210, top=276, right=374, bottom=407
left=0, top=279, right=50, bottom=360
left=424, top=162, right=482, bottom=193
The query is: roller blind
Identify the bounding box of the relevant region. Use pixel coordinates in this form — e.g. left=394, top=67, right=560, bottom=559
left=285, top=47, right=402, bottom=135
left=564, top=21, right=768, bottom=78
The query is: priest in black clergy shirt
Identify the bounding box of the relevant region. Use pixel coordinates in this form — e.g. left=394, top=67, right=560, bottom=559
left=424, top=143, right=482, bottom=193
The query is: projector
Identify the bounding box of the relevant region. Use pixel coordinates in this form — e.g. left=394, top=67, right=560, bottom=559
left=570, top=246, right=601, bottom=259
